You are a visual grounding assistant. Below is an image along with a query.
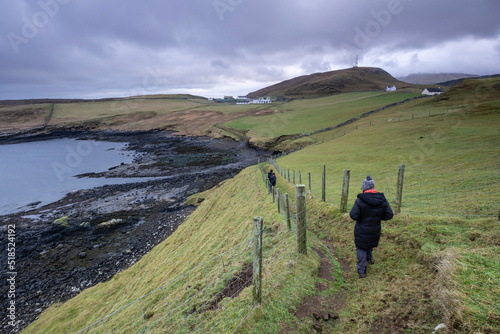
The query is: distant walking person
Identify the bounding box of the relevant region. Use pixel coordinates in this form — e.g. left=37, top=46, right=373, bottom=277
left=267, top=169, right=277, bottom=193
left=349, top=175, right=393, bottom=278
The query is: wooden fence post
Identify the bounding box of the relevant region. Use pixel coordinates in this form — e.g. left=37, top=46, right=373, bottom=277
left=395, top=164, right=405, bottom=214
left=287, top=169, right=290, bottom=182
left=308, top=172, right=311, bottom=192
left=322, top=165, right=326, bottom=202
left=296, top=185, right=307, bottom=254
left=299, top=170, right=302, bottom=184
left=253, top=217, right=263, bottom=304
left=272, top=185, right=276, bottom=202
left=276, top=188, right=280, bottom=213
left=285, top=193, right=291, bottom=231
left=340, top=169, right=350, bottom=212
left=293, top=170, right=296, bottom=184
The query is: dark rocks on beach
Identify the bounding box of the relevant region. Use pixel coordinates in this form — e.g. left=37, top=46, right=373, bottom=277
left=0, top=129, right=270, bottom=333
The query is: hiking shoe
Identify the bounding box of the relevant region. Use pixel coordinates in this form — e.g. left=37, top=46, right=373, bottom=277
left=368, top=259, right=375, bottom=265
left=359, top=272, right=366, bottom=278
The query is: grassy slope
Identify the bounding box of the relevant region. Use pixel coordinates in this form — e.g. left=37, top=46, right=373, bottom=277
left=267, top=78, right=500, bottom=332
left=46, top=97, right=274, bottom=136
left=274, top=96, right=499, bottom=216
left=224, top=91, right=421, bottom=139
left=22, top=168, right=325, bottom=333
left=23, top=78, right=499, bottom=333
left=0, top=103, right=51, bottom=131
left=49, top=98, right=209, bottom=129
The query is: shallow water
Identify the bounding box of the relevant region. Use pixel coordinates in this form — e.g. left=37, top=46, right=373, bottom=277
left=0, top=138, right=151, bottom=215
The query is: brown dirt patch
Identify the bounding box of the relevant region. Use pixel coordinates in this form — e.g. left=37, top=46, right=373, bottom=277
left=253, top=109, right=276, bottom=116
left=197, top=263, right=253, bottom=313
left=280, top=246, right=345, bottom=333
left=314, top=247, right=335, bottom=283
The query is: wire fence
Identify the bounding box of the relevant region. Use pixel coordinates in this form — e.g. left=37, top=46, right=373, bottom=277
left=267, top=152, right=500, bottom=219
left=74, top=165, right=306, bottom=334
left=283, top=102, right=457, bottom=151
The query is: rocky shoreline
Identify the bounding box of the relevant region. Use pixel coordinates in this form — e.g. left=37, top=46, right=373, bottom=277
left=0, top=129, right=270, bottom=333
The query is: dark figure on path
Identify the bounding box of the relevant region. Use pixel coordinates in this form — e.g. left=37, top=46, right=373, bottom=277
left=349, top=175, right=393, bottom=278
left=268, top=169, right=277, bottom=193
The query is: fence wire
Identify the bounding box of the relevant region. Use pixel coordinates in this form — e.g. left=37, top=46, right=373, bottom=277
left=267, top=152, right=499, bottom=219
left=74, top=164, right=305, bottom=334
left=286, top=107, right=460, bottom=151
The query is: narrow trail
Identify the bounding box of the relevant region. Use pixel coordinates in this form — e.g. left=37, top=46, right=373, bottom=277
left=287, top=229, right=350, bottom=333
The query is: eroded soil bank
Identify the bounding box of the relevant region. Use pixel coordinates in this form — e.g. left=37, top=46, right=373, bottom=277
left=0, top=129, right=270, bottom=333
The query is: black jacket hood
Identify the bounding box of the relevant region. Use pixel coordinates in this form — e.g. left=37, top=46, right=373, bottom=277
left=357, top=192, right=387, bottom=207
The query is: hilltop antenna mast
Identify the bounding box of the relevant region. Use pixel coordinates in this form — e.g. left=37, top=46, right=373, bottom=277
left=354, top=55, right=358, bottom=68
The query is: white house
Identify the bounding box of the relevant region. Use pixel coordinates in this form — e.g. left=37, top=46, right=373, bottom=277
left=422, top=87, right=444, bottom=96
left=386, top=85, right=397, bottom=92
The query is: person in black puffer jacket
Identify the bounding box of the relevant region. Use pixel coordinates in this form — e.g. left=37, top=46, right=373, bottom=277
left=349, top=175, right=393, bottom=278
left=268, top=170, right=277, bottom=193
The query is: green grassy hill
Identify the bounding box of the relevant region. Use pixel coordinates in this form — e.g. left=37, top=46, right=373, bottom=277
left=22, top=77, right=499, bottom=333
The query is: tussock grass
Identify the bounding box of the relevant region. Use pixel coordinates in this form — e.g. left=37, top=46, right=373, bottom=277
left=271, top=163, right=499, bottom=332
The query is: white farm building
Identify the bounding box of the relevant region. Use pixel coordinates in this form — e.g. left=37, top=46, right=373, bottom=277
left=422, top=88, right=444, bottom=96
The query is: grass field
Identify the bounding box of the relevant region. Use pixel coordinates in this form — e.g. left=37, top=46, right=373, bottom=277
left=272, top=103, right=499, bottom=217
left=223, top=91, right=421, bottom=138
left=0, top=103, right=50, bottom=131
left=21, top=77, right=500, bottom=333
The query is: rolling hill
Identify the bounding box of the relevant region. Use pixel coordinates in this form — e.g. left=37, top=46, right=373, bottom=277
left=247, top=67, right=410, bottom=99
left=397, top=72, right=479, bottom=85
left=436, top=73, right=500, bottom=87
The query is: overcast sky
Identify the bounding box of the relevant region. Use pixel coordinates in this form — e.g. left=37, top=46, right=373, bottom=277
left=1, top=0, right=499, bottom=100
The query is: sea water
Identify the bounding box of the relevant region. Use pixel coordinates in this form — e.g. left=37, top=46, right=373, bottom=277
left=0, top=138, right=148, bottom=215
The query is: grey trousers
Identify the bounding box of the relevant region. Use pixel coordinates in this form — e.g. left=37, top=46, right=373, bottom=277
left=356, top=247, right=373, bottom=274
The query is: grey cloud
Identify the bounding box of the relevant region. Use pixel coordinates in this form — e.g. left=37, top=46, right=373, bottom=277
left=211, top=59, right=230, bottom=69
left=1, top=0, right=499, bottom=99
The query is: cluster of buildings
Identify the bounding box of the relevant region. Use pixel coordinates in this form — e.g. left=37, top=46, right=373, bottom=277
left=209, top=96, right=273, bottom=104
left=208, top=86, right=445, bottom=104
left=386, top=85, right=444, bottom=95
